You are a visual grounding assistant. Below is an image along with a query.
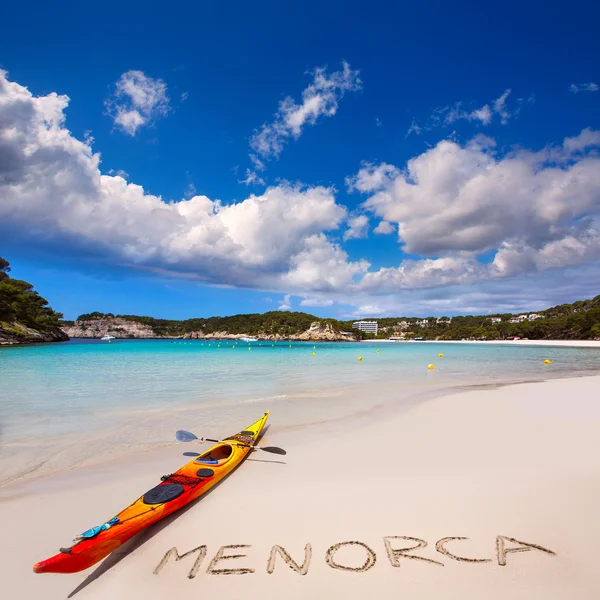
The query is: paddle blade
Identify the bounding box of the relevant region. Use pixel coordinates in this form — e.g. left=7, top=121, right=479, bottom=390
left=259, top=446, right=287, bottom=455
left=176, top=430, right=198, bottom=442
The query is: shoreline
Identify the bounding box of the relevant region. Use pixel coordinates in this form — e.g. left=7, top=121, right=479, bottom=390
left=3, top=365, right=600, bottom=492
left=370, top=338, right=600, bottom=347
left=1, top=375, right=599, bottom=599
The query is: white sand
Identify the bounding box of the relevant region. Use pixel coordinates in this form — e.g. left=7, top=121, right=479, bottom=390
left=1, top=376, right=599, bottom=599
left=375, top=339, right=600, bottom=347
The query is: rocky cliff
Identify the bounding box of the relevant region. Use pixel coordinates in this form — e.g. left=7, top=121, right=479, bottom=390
left=61, top=317, right=164, bottom=339
left=0, top=322, right=69, bottom=345
left=182, top=321, right=350, bottom=342
left=63, top=316, right=352, bottom=341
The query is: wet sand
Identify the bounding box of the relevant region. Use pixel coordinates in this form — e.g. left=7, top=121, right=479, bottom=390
left=1, top=376, right=599, bottom=599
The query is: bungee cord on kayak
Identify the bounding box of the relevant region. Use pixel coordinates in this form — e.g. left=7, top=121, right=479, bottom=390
left=33, top=412, right=272, bottom=574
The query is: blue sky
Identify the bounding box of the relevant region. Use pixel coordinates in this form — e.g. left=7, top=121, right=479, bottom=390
left=1, top=0, right=599, bottom=320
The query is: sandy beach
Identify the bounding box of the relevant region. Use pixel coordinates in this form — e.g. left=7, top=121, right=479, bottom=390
left=376, top=339, right=600, bottom=347
left=1, top=374, right=598, bottom=599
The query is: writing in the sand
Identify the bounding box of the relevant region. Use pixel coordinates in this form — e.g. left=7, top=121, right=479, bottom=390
left=153, top=536, right=556, bottom=579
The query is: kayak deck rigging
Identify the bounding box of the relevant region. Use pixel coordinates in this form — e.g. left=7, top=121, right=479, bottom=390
left=33, top=411, right=270, bottom=574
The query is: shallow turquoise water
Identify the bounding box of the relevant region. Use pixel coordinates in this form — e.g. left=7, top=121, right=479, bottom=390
left=1, top=339, right=599, bottom=484
left=2, top=338, right=599, bottom=435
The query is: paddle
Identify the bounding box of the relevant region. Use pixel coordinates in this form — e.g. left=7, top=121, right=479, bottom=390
left=175, top=430, right=287, bottom=455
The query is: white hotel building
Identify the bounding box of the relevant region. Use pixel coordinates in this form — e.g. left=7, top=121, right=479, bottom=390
left=352, top=320, right=378, bottom=335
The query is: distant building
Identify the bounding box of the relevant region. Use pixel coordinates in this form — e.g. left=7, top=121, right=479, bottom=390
left=397, top=321, right=411, bottom=329
left=352, top=320, right=378, bottom=334
left=416, top=319, right=430, bottom=327
left=436, top=317, right=452, bottom=324
left=527, top=313, right=542, bottom=321
left=509, top=315, right=528, bottom=324
left=489, top=317, right=502, bottom=323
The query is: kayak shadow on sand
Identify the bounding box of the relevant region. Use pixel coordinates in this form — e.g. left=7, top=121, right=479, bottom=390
left=67, top=426, right=283, bottom=598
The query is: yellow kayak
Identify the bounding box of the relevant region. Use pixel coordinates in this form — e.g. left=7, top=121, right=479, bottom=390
left=34, top=411, right=270, bottom=574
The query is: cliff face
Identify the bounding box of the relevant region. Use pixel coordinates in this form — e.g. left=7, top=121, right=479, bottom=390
left=290, top=321, right=347, bottom=341
left=62, top=317, right=351, bottom=341
left=61, top=317, right=163, bottom=339
left=0, top=322, right=70, bottom=345
left=183, top=321, right=350, bottom=342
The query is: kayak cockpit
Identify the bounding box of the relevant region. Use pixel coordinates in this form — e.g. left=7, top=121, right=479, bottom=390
left=194, top=443, right=234, bottom=466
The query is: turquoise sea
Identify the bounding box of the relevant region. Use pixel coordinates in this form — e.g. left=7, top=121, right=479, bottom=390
left=1, top=339, right=599, bottom=486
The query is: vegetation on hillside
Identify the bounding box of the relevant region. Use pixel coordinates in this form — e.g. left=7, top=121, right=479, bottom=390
left=69, top=311, right=342, bottom=338
left=66, top=294, right=600, bottom=340
left=0, top=257, right=64, bottom=335
left=341, top=295, right=600, bottom=340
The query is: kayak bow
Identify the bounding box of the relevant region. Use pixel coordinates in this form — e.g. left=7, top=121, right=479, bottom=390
left=33, top=411, right=270, bottom=574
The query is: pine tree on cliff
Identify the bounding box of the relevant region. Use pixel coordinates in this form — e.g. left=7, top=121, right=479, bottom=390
left=0, top=257, right=64, bottom=332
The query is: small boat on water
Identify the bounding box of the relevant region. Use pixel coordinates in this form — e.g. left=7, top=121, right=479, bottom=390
left=100, top=335, right=115, bottom=341
left=240, top=336, right=258, bottom=342
left=33, top=412, right=270, bottom=574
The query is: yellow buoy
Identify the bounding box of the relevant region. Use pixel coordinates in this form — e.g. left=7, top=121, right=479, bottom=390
left=312, top=352, right=316, bottom=356
left=428, top=364, right=435, bottom=370
left=272, top=344, right=274, bottom=347
left=544, top=359, right=551, bottom=364
left=248, top=347, right=251, bottom=350
left=358, top=356, right=363, bottom=361
left=376, top=349, right=380, bottom=354
left=289, top=345, right=292, bottom=348
left=438, top=353, right=444, bottom=358
left=217, top=344, right=220, bottom=348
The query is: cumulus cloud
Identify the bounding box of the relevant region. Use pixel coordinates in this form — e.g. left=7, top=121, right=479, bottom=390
left=0, top=70, right=356, bottom=293
left=373, top=220, right=395, bottom=234
left=343, top=215, right=369, bottom=241
left=105, top=70, right=170, bottom=135
left=249, top=62, right=361, bottom=161
left=407, top=89, right=516, bottom=136
left=570, top=83, right=599, bottom=93
left=3, top=70, right=600, bottom=313
left=281, top=234, right=369, bottom=292
left=347, top=129, right=600, bottom=292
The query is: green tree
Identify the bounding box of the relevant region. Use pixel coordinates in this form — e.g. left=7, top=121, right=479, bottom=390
left=0, top=257, right=63, bottom=330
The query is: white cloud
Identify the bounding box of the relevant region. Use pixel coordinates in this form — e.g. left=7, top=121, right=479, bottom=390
left=351, top=130, right=600, bottom=262
left=249, top=154, right=266, bottom=172
left=184, top=182, right=197, bottom=199
left=278, top=294, right=292, bottom=310
left=405, top=120, right=423, bottom=137
left=347, top=129, right=600, bottom=293
left=373, top=220, right=394, bottom=234
left=343, top=215, right=369, bottom=241
left=0, top=70, right=352, bottom=293
left=107, top=169, right=129, bottom=179
left=281, top=234, right=369, bottom=292
left=407, top=89, right=515, bottom=136
left=249, top=61, right=361, bottom=161
left=346, top=163, right=400, bottom=193
left=339, top=261, right=600, bottom=317
left=299, top=296, right=334, bottom=307
left=492, top=89, right=512, bottom=124
left=570, top=83, right=599, bottom=93
left=562, top=127, right=600, bottom=153
left=3, top=70, right=600, bottom=315
left=105, top=70, right=170, bottom=135
left=240, top=169, right=266, bottom=186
